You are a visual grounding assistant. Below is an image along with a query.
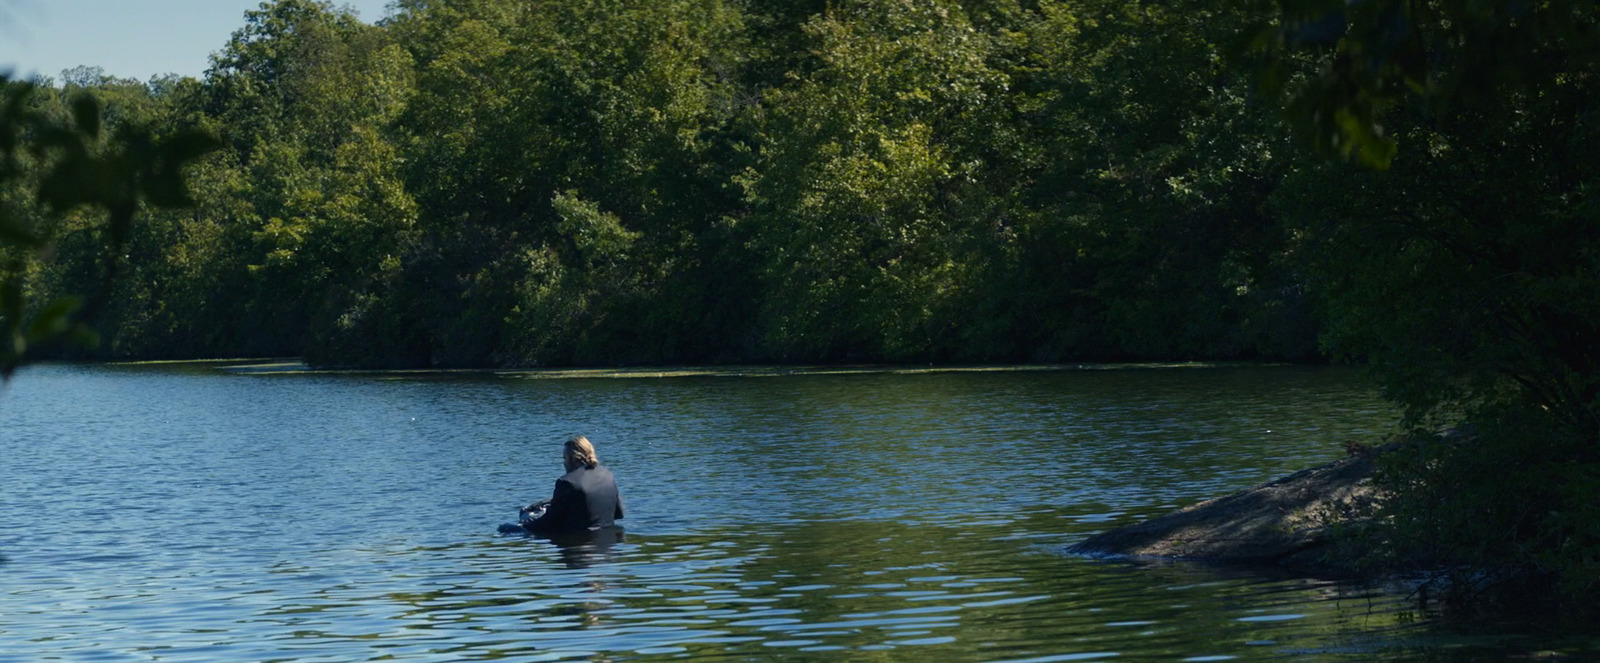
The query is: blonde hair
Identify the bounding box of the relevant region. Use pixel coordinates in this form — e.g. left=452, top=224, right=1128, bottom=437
left=564, top=435, right=599, bottom=469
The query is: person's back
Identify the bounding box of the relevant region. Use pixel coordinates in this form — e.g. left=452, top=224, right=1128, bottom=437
left=521, top=436, right=624, bottom=534
left=527, top=463, right=623, bottom=532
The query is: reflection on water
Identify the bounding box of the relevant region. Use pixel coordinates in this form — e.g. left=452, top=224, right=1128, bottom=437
left=535, top=527, right=628, bottom=569
left=1, top=364, right=1595, bottom=660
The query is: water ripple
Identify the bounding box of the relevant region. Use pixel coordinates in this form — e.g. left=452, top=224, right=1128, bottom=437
left=5, top=364, right=1576, bottom=659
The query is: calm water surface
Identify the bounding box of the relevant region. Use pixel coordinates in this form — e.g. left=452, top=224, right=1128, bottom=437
left=1, top=364, right=1593, bottom=661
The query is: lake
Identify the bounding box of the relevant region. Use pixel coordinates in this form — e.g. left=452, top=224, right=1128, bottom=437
left=1, top=363, right=1592, bottom=660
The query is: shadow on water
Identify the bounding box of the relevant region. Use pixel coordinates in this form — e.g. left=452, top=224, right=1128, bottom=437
left=503, top=526, right=628, bottom=570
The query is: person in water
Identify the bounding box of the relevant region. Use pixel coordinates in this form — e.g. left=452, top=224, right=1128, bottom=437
left=518, top=435, right=624, bottom=534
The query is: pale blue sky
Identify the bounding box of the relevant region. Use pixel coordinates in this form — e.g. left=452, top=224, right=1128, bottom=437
left=0, top=0, right=395, bottom=83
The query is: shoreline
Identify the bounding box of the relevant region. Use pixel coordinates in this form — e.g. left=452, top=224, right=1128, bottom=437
left=1066, top=451, right=1383, bottom=573
left=94, top=358, right=1311, bottom=379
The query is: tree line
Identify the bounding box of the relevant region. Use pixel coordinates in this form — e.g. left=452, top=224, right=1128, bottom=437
left=5, top=0, right=1598, bottom=604
left=16, top=0, right=1325, bottom=367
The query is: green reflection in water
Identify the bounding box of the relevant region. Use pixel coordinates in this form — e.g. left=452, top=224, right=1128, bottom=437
left=369, top=518, right=1463, bottom=661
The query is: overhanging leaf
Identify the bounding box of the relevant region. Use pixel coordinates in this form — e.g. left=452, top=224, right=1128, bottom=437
left=26, top=296, right=82, bottom=341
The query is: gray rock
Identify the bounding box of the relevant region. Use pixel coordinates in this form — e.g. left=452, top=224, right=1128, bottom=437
left=1069, top=453, right=1381, bottom=568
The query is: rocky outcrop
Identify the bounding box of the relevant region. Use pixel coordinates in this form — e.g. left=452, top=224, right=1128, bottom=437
left=1068, top=452, right=1382, bottom=569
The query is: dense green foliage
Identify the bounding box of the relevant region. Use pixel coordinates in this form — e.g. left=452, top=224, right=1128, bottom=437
left=1260, top=0, right=1600, bottom=606
left=13, top=0, right=1328, bottom=366
left=8, top=0, right=1599, bottom=604
left=0, top=73, right=215, bottom=376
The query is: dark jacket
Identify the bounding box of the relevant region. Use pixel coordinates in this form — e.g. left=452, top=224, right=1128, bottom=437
left=525, top=464, right=624, bottom=533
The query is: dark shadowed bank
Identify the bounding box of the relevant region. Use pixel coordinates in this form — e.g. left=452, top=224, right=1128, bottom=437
left=1068, top=430, right=1600, bottom=620
left=1068, top=450, right=1383, bottom=573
